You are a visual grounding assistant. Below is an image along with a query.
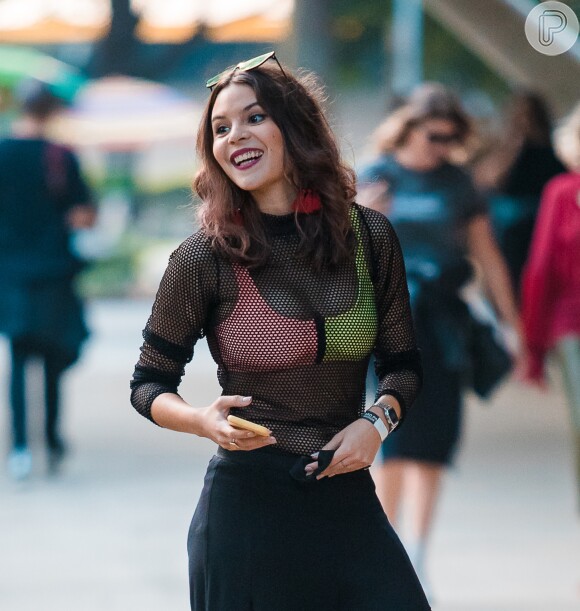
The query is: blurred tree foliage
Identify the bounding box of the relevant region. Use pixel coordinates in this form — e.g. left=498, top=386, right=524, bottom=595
left=330, top=0, right=390, bottom=87
left=422, top=12, right=509, bottom=101
left=330, top=0, right=510, bottom=103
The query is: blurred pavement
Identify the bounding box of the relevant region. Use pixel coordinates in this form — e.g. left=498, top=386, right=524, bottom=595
left=1, top=299, right=579, bottom=611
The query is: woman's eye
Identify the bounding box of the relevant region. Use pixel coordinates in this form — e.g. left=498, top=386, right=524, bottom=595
left=249, top=113, right=266, bottom=124
left=215, top=125, right=229, bottom=136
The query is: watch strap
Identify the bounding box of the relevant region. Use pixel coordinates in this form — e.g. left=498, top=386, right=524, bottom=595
left=360, top=411, right=389, bottom=441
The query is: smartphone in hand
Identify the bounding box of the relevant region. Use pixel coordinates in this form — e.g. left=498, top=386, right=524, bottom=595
left=227, top=415, right=271, bottom=437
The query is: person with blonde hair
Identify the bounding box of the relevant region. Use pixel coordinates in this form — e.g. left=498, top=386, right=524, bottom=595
left=358, top=82, right=522, bottom=595
left=521, top=102, right=580, bottom=507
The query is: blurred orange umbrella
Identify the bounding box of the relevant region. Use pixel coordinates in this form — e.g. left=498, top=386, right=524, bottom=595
left=0, top=0, right=292, bottom=44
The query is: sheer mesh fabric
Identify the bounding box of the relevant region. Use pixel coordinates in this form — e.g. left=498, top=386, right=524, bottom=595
left=130, top=204, right=421, bottom=455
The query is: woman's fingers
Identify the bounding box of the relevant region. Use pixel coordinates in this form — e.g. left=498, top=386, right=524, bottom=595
left=322, top=458, right=367, bottom=479
left=305, top=454, right=369, bottom=478
left=304, top=437, right=343, bottom=475
left=318, top=456, right=349, bottom=479
left=305, top=422, right=378, bottom=478
left=305, top=452, right=354, bottom=478
left=304, top=460, right=318, bottom=474
left=221, top=428, right=256, bottom=444
left=222, top=436, right=277, bottom=451
left=219, top=426, right=277, bottom=451
left=212, top=395, right=277, bottom=450
left=234, top=435, right=277, bottom=451
left=217, top=395, right=252, bottom=411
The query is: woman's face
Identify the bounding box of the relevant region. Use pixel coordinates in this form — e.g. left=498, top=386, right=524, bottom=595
left=405, top=118, right=463, bottom=167
left=211, top=82, right=293, bottom=211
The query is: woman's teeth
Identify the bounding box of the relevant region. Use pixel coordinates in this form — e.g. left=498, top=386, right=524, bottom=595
left=234, top=151, right=263, bottom=166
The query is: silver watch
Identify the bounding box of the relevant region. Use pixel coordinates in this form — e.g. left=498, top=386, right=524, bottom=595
left=372, top=403, right=400, bottom=434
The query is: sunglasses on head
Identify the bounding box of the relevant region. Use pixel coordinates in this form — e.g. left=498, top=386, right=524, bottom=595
left=425, top=131, right=462, bottom=144
left=205, top=51, right=287, bottom=90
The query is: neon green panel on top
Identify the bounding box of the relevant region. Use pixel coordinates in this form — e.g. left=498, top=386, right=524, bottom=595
left=323, top=210, right=377, bottom=362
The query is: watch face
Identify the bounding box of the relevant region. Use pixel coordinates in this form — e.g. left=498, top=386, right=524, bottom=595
left=387, top=407, right=400, bottom=426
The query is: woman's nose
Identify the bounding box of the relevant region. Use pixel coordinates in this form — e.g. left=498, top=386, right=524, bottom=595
left=228, top=123, right=248, bottom=144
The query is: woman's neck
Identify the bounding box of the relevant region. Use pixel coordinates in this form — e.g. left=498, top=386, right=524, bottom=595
left=252, top=182, right=297, bottom=216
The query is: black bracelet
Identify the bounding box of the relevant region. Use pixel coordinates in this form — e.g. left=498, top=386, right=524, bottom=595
left=360, top=411, right=379, bottom=425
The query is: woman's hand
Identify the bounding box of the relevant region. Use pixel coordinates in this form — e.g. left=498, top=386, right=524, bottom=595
left=304, top=419, right=382, bottom=479
left=198, top=395, right=277, bottom=452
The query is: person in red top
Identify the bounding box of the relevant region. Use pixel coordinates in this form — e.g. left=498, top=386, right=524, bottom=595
left=521, top=102, right=580, bottom=507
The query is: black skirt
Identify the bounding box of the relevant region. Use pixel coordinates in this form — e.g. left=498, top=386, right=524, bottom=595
left=188, top=447, right=430, bottom=611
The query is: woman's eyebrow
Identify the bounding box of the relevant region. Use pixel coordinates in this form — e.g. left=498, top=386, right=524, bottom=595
left=212, top=102, right=261, bottom=123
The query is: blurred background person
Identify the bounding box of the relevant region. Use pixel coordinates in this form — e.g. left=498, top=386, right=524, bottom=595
left=474, top=90, right=565, bottom=293
left=358, top=82, right=522, bottom=595
left=520, top=102, right=580, bottom=510
left=0, top=80, right=96, bottom=481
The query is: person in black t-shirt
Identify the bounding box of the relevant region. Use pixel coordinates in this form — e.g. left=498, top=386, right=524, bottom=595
left=131, top=54, right=430, bottom=610
left=359, top=83, right=523, bottom=597
left=0, top=81, right=95, bottom=480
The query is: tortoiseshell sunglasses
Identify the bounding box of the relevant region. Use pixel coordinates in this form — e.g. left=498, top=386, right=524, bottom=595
left=205, top=51, right=287, bottom=90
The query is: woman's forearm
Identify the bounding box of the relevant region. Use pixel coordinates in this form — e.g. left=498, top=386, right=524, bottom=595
left=150, top=392, right=207, bottom=436
left=468, top=216, right=521, bottom=330
left=481, top=251, right=521, bottom=329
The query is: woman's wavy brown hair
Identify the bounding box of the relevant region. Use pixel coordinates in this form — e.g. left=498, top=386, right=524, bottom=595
left=193, top=61, right=356, bottom=271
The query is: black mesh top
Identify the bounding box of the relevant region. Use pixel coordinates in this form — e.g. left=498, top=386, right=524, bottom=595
left=130, top=204, right=421, bottom=456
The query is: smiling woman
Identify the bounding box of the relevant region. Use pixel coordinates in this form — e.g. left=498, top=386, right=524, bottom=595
left=130, top=52, right=430, bottom=611
left=210, top=86, right=290, bottom=212
left=194, top=58, right=358, bottom=271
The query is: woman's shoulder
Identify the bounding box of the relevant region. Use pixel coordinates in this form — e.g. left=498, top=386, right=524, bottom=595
left=169, top=230, right=216, bottom=266
left=351, top=203, right=397, bottom=240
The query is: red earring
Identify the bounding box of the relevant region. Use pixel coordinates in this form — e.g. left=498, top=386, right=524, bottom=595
left=233, top=208, right=244, bottom=226
left=293, top=189, right=322, bottom=214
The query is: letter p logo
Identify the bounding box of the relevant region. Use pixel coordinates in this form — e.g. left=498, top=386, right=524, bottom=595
left=539, top=10, right=567, bottom=46
left=525, top=1, right=579, bottom=56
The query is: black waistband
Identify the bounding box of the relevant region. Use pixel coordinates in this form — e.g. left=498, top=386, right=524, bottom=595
left=215, top=446, right=367, bottom=484
left=216, top=445, right=302, bottom=471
